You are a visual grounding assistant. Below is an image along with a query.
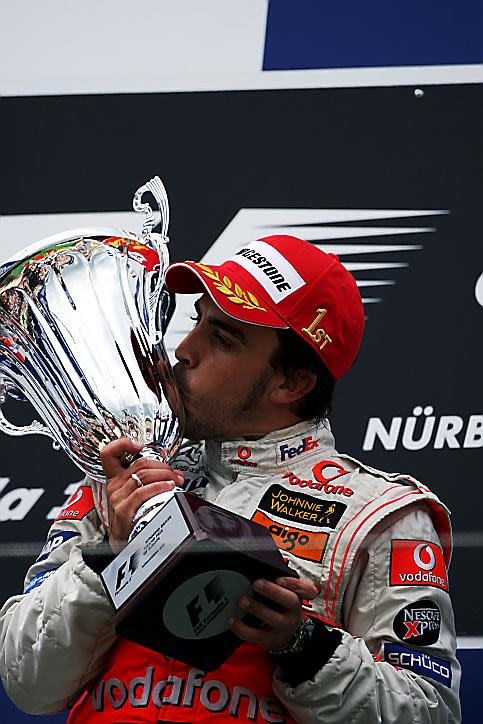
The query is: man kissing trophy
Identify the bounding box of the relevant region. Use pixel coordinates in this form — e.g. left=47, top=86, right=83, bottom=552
left=0, top=177, right=292, bottom=671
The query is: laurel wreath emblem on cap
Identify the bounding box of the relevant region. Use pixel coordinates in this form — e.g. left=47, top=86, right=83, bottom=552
left=195, top=263, right=266, bottom=312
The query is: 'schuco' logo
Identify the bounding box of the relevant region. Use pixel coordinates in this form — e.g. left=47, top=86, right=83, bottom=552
left=393, top=599, right=441, bottom=645
left=229, top=445, right=257, bottom=468
left=279, top=435, right=319, bottom=462
left=390, top=540, right=448, bottom=591
left=258, top=484, right=346, bottom=529
left=302, top=308, right=333, bottom=350
left=384, top=643, right=452, bottom=687
left=252, top=509, right=328, bottom=563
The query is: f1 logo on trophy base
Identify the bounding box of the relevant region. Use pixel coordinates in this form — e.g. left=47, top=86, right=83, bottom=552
left=100, top=491, right=297, bottom=671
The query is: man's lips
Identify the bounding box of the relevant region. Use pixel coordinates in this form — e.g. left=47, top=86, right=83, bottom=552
left=173, top=364, right=190, bottom=400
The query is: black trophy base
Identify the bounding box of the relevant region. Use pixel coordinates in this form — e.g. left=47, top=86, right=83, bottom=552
left=101, top=492, right=297, bottom=671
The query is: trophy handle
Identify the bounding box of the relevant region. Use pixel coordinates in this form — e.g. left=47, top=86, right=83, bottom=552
left=0, top=380, right=56, bottom=441
left=133, top=176, right=171, bottom=344
left=132, top=175, right=169, bottom=242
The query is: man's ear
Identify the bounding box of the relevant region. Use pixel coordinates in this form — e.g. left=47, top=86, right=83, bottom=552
left=270, top=368, right=316, bottom=405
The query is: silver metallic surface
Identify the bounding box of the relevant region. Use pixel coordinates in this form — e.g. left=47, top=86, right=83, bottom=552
left=0, top=177, right=184, bottom=482
left=131, top=489, right=177, bottom=534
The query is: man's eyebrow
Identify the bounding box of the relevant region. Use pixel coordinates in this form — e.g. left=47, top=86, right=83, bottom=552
left=195, top=299, right=247, bottom=345
left=210, top=316, right=247, bottom=345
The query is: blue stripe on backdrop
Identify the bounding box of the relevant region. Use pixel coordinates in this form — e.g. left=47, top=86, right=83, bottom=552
left=263, top=0, right=483, bottom=70
left=458, top=648, right=483, bottom=724
left=0, top=686, right=66, bottom=722
left=0, top=648, right=480, bottom=723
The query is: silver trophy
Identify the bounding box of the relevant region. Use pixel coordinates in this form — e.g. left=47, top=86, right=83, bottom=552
left=0, top=177, right=295, bottom=669
left=0, top=176, right=184, bottom=482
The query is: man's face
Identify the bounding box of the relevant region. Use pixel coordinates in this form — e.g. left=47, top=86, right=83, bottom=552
left=173, top=294, right=282, bottom=440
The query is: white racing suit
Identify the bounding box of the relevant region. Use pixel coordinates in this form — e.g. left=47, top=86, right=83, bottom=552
left=0, top=420, right=461, bottom=722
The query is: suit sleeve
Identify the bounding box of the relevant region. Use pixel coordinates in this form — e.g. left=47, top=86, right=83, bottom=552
left=272, top=505, right=461, bottom=723
left=0, top=484, right=116, bottom=715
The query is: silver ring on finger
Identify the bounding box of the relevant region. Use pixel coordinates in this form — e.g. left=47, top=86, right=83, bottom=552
left=131, top=472, right=143, bottom=487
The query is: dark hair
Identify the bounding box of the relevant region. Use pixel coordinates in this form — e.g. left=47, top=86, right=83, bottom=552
left=270, top=329, right=335, bottom=423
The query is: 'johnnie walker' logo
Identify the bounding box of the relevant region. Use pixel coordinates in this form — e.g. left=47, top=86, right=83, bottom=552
left=302, top=308, right=333, bottom=350
left=258, top=485, right=346, bottom=529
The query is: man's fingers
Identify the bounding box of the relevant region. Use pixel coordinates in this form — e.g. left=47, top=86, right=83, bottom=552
left=129, top=468, right=184, bottom=487
left=238, top=594, right=287, bottom=630
left=105, top=456, right=181, bottom=496
left=128, top=457, right=177, bottom=473
left=251, top=579, right=301, bottom=611
left=108, top=468, right=181, bottom=496
left=100, top=438, right=143, bottom=478
left=109, top=477, right=139, bottom=504
left=275, top=576, right=319, bottom=601
left=111, top=480, right=176, bottom=523
left=228, top=577, right=317, bottom=650
left=229, top=616, right=267, bottom=646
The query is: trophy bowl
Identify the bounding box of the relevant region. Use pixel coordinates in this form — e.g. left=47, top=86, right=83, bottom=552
left=0, top=177, right=184, bottom=481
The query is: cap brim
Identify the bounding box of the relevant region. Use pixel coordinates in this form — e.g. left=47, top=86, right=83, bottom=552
left=165, top=261, right=289, bottom=329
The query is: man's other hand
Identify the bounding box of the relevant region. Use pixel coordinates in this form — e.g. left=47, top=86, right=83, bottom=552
left=101, top=437, right=184, bottom=554
left=229, top=576, right=318, bottom=651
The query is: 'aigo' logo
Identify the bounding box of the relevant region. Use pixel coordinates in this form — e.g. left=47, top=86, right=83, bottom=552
left=251, top=509, right=328, bottom=563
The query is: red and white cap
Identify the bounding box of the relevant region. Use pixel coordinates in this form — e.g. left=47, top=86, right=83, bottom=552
left=165, top=235, right=364, bottom=380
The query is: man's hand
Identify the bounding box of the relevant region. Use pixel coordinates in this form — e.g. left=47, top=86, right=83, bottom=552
left=101, top=438, right=184, bottom=554
left=229, top=575, right=318, bottom=652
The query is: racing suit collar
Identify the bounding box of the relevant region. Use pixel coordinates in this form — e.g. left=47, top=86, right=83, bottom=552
left=205, top=418, right=335, bottom=474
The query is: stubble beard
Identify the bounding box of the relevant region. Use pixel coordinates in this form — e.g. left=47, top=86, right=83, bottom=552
left=174, top=363, right=273, bottom=441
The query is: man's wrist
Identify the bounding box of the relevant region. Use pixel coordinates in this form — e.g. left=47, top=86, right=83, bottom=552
left=271, top=617, right=342, bottom=687
left=270, top=617, right=316, bottom=656
left=82, top=537, right=115, bottom=574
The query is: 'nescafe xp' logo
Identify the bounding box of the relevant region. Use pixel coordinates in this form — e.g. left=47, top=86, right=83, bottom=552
left=393, top=599, right=441, bottom=645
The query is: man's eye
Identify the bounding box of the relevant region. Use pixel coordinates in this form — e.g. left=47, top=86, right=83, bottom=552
left=213, top=331, right=231, bottom=349
left=189, top=314, right=201, bottom=327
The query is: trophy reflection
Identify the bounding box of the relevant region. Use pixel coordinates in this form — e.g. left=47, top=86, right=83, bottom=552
left=0, top=176, right=183, bottom=480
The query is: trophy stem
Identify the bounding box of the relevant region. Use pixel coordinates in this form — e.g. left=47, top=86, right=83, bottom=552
left=138, top=445, right=169, bottom=463
left=121, top=444, right=170, bottom=470
left=130, top=489, right=178, bottom=542
left=139, top=445, right=168, bottom=463
left=127, top=443, right=180, bottom=541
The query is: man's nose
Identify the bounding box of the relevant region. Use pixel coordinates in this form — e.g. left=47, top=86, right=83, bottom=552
left=175, top=328, right=198, bottom=366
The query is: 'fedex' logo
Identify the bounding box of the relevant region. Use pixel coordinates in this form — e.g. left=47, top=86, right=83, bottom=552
left=280, top=436, right=319, bottom=462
